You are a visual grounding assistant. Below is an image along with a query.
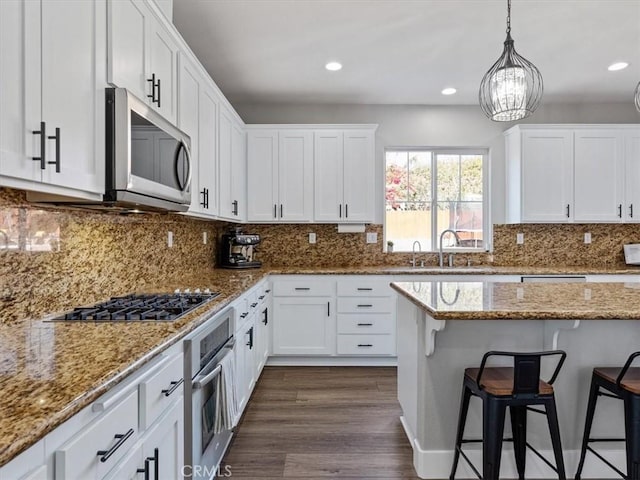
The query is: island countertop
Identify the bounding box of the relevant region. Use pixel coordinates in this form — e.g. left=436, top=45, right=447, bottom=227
left=391, top=280, right=640, bottom=320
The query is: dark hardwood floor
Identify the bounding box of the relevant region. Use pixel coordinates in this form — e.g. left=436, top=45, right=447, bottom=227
left=221, top=366, right=420, bottom=479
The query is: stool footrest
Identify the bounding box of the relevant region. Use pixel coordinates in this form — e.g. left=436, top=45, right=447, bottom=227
left=588, top=438, right=626, bottom=443
left=525, top=406, right=547, bottom=415
left=598, top=391, right=623, bottom=400
left=585, top=446, right=627, bottom=479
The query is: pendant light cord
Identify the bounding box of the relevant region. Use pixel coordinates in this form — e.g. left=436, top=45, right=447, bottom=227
left=506, top=0, right=511, bottom=34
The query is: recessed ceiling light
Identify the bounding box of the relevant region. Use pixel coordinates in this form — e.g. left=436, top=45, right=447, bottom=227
left=325, top=62, right=342, bottom=71
left=441, top=87, right=457, bottom=95
left=608, top=62, right=629, bottom=71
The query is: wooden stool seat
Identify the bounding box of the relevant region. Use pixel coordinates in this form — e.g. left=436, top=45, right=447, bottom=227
left=594, top=366, right=640, bottom=394
left=465, top=367, right=554, bottom=396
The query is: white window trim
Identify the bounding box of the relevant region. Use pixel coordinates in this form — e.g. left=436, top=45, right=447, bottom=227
left=383, top=146, right=491, bottom=253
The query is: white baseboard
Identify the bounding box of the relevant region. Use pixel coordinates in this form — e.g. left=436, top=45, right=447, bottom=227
left=400, top=416, right=625, bottom=479
left=266, top=356, right=397, bottom=367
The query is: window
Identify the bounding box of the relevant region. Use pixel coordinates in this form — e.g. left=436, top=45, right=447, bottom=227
left=385, top=149, right=488, bottom=252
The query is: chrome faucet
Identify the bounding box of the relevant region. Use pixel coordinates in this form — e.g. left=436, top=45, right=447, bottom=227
left=439, top=229, right=461, bottom=267
left=411, top=240, right=422, bottom=268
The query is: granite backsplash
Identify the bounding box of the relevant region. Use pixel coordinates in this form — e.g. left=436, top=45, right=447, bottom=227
left=2, top=186, right=638, bottom=323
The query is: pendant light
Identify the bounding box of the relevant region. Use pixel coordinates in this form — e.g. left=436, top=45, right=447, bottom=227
left=635, top=81, right=640, bottom=112
left=479, top=0, right=543, bottom=122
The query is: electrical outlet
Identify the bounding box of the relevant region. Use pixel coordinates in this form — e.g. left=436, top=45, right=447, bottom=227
left=203, top=232, right=207, bottom=245
left=309, top=233, right=316, bottom=244
left=584, top=232, right=591, bottom=244
left=516, top=287, right=524, bottom=300
left=584, top=288, right=592, bottom=300
left=366, top=232, right=378, bottom=244
left=516, top=233, right=524, bottom=245
left=167, top=231, right=173, bottom=248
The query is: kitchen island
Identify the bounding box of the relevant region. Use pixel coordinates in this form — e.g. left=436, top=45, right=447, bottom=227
left=392, top=280, right=640, bottom=479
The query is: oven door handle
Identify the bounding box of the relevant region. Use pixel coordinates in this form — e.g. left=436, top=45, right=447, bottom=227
left=192, top=340, right=235, bottom=390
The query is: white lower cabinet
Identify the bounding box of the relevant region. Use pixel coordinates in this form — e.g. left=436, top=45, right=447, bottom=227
left=272, top=296, right=335, bottom=355
left=335, top=277, right=396, bottom=356
left=55, top=390, right=139, bottom=480
left=255, top=284, right=271, bottom=374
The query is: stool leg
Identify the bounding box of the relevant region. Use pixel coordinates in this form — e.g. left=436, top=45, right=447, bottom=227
left=510, top=406, right=527, bottom=480
left=575, top=376, right=600, bottom=480
left=623, top=393, right=640, bottom=480
left=544, top=396, right=567, bottom=480
left=483, top=397, right=506, bottom=480
left=449, top=383, right=473, bottom=480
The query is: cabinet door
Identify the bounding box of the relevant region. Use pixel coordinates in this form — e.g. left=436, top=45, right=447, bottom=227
left=40, top=0, right=103, bottom=194
left=343, top=130, right=374, bottom=222
left=178, top=56, right=201, bottom=214
left=313, top=131, right=344, bottom=222
left=101, top=445, right=143, bottom=480
left=233, top=324, right=248, bottom=415
left=521, top=130, right=573, bottom=222
left=625, top=128, right=640, bottom=223
left=0, top=0, right=41, bottom=183
left=247, top=130, right=279, bottom=221
left=243, top=317, right=256, bottom=395
left=279, top=130, right=313, bottom=221
left=231, top=121, right=246, bottom=221
left=272, top=298, right=335, bottom=355
left=107, top=0, right=149, bottom=101
left=198, top=86, right=219, bottom=216
left=141, top=397, right=184, bottom=480
left=255, top=303, right=270, bottom=374
left=148, top=19, right=178, bottom=123
left=218, top=108, right=234, bottom=220
left=574, top=129, right=624, bottom=222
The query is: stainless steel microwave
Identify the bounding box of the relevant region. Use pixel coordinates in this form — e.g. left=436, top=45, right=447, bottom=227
left=104, top=87, right=192, bottom=212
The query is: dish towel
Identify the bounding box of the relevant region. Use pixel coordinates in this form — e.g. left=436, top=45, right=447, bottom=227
left=214, top=351, right=239, bottom=434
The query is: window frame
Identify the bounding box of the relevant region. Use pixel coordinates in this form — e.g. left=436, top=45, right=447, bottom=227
left=383, top=146, right=491, bottom=253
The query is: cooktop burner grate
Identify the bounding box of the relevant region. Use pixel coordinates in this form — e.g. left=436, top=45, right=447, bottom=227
left=50, top=292, right=220, bottom=322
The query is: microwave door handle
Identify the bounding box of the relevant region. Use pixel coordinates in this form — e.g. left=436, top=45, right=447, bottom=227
left=174, top=141, right=192, bottom=192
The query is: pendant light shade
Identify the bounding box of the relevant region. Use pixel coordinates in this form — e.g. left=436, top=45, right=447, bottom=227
left=479, top=0, right=543, bottom=122
left=635, top=81, right=640, bottom=113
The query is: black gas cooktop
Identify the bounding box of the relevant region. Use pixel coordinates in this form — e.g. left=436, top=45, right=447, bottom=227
left=50, top=291, right=219, bottom=322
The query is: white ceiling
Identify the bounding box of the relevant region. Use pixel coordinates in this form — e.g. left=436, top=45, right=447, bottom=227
left=173, top=0, right=640, bottom=106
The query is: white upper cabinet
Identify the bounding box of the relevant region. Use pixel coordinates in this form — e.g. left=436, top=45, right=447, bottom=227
left=198, top=86, right=219, bottom=216
left=247, top=129, right=313, bottom=222
left=625, top=128, right=640, bottom=223
left=314, top=127, right=376, bottom=223
left=219, top=106, right=246, bottom=221
left=108, top=0, right=179, bottom=123
left=177, top=54, right=201, bottom=214
left=505, top=124, right=640, bottom=224
left=573, top=129, right=624, bottom=222
left=506, top=128, right=574, bottom=223
left=0, top=0, right=105, bottom=198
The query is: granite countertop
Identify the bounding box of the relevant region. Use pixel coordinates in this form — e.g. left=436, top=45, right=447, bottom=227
left=3, top=264, right=640, bottom=467
left=0, top=269, right=269, bottom=467
left=391, top=280, right=640, bottom=320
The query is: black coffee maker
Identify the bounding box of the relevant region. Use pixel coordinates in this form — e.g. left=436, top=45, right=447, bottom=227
left=218, top=228, right=262, bottom=269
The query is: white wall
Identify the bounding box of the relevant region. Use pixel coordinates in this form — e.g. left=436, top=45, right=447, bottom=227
left=235, top=102, right=639, bottom=224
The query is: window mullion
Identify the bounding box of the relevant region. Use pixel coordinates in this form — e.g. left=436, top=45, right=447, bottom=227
left=431, top=152, right=437, bottom=251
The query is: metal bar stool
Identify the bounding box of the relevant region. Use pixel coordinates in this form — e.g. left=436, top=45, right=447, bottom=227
left=575, top=352, right=640, bottom=480
left=449, top=350, right=567, bottom=480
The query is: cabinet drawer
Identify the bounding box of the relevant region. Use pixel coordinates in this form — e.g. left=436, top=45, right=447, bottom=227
left=337, top=297, right=394, bottom=314
left=337, top=334, right=395, bottom=356
left=337, top=281, right=391, bottom=297
left=337, top=314, right=394, bottom=334
left=273, top=280, right=334, bottom=297
left=139, top=353, right=184, bottom=430
left=55, top=389, right=138, bottom=480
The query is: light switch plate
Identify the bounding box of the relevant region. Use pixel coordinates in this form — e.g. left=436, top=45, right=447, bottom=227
left=309, top=233, right=316, bottom=244
left=584, top=232, right=591, bottom=244
left=167, top=231, right=173, bottom=248
left=366, top=232, right=378, bottom=244
left=203, top=232, right=207, bottom=245
left=516, top=233, right=524, bottom=245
